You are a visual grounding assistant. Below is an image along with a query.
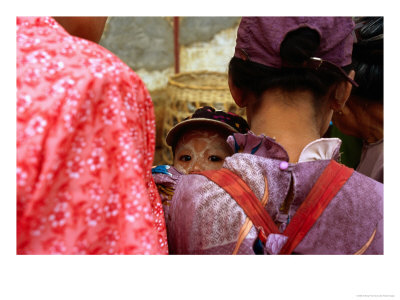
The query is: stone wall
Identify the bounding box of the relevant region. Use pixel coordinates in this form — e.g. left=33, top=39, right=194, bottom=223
left=99, top=17, right=241, bottom=165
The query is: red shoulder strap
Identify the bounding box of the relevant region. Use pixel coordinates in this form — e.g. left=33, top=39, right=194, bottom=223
left=279, top=160, right=354, bottom=254
left=198, top=168, right=280, bottom=235
left=196, top=160, right=353, bottom=254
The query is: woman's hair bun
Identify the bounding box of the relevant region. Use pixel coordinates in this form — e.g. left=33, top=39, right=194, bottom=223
left=280, top=27, right=321, bottom=67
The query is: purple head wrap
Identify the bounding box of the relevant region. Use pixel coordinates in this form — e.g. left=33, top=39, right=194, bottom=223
left=234, top=17, right=357, bottom=85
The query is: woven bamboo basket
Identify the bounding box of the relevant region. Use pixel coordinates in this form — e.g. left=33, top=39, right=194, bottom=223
left=161, top=71, right=246, bottom=164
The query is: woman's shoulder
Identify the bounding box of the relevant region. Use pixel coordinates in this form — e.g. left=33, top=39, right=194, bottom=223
left=349, top=169, right=383, bottom=192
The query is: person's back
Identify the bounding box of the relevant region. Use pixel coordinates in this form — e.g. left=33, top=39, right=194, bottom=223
left=17, top=17, right=167, bottom=254
left=166, top=17, right=383, bottom=255
left=169, top=135, right=382, bottom=254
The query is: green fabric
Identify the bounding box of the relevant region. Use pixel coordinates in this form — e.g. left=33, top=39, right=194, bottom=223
left=327, top=124, right=363, bottom=169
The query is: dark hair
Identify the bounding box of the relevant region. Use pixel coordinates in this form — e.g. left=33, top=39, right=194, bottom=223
left=351, top=17, right=383, bottom=103
left=229, top=27, right=351, bottom=110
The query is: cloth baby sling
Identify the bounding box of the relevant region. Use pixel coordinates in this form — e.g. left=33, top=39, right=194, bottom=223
left=197, top=160, right=354, bottom=254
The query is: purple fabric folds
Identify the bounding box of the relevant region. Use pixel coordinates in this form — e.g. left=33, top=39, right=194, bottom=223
left=265, top=234, right=288, bottom=255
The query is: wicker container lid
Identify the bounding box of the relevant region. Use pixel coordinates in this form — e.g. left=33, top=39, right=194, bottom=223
left=161, top=71, right=246, bottom=164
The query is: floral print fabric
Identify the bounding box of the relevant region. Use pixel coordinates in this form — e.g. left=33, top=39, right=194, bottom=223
left=17, top=16, right=167, bottom=254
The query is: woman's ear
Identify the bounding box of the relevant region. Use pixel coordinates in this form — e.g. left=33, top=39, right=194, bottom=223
left=330, top=70, right=355, bottom=111
left=228, top=74, right=247, bottom=108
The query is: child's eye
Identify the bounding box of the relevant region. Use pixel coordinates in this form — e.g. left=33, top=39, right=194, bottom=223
left=209, top=155, right=222, bottom=162
left=179, top=155, right=191, bottom=162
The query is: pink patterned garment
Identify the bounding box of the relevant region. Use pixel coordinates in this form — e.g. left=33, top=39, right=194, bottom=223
left=17, top=17, right=168, bottom=254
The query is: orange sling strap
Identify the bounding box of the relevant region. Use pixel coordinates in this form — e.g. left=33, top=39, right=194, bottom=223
left=197, top=160, right=354, bottom=254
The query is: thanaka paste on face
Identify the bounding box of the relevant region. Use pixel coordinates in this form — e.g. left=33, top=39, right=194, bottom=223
left=173, top=129, right=233, bottom=174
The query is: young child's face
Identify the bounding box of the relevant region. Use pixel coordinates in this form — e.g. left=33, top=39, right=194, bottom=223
left=173, top=128, right=233, bottom=174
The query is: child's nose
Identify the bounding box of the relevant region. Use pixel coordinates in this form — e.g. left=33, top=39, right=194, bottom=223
left=189, top=160, right=202, bottom=173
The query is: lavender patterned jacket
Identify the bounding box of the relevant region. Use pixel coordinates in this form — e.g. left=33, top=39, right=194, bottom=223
left=154, top=133, right=383, bottom=255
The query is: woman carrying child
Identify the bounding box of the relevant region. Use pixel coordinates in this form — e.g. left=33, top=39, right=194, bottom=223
left=165, top=17, right=383, bottom=254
